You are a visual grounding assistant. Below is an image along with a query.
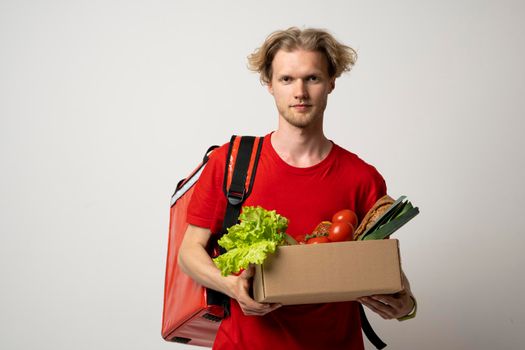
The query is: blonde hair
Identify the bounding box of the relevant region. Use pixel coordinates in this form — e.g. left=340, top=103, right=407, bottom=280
left=247, top=27, right=357, bottom=84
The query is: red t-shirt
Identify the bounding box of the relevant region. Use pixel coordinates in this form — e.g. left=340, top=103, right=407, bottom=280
left=187, top=133, right=386, bottom=350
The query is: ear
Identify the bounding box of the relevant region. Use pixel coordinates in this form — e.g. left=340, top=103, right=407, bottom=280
left=267, top=82, right=274, bottom=95
left=329, top=78, right=336, bottom=94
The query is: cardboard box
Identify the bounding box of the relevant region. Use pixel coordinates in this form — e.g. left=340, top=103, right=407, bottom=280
left=253, top=239, right=403, bottom=305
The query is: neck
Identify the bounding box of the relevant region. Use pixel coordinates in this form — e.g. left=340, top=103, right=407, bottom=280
left=271, top=117, right=332, bottom=168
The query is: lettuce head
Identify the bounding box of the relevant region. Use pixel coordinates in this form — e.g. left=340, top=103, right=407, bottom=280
left=213, top=206, right=289, bottom=276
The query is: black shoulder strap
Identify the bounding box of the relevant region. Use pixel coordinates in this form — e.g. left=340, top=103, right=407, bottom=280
left=207, top=135, right=264, bottom=317
left=220, top=135, right=263, bottom=237
left=359, top=303, right=387, bottom=349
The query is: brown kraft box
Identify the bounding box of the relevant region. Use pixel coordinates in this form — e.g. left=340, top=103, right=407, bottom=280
left=253, top=239, right=403, bottom=305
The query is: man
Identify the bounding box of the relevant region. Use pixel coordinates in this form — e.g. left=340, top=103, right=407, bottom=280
left=178, top=27, right=416, bottom=349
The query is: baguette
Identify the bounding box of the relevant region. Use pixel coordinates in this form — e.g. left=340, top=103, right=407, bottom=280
left=353, top=195, right=395, bottom=240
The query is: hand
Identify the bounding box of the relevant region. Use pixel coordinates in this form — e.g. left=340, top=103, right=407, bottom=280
left=357, top=271, right=415, bottom=320
left=226, top=265, right=282, bottom=316
left=357, top=290, right=414, bottom=320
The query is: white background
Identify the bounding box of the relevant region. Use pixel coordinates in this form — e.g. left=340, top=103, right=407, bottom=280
left=1, top=0, right=524, bottom=349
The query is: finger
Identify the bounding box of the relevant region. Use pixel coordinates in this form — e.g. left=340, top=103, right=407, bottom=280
left=240, top=265, right=255, bottom=279
left=243, top=308, right=269, bottom=316
left=237, top=292, right=280, bottom=314
left=371, top=295, right=400, bottom=309
left=359, top=297, right=395, bottom=319
left=266, top=303, right=283, bottom=313
left=373, top=295, right=410, bottom=317
left=241, top=304, right=271, bottom=316
left=240, top=304, right=270, bottom=316
left=391, top=294, right=415, bottom=318
left=239, top=296, right=269, bottom=310
left=359, top=299, right=390, bottom=319
left=238, top=294, right=272, bottom=314
left=243, top=303, right=282, bottom=316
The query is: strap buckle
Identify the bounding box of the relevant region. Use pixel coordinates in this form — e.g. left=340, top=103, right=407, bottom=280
left=227, top=189, right=245, bottom=206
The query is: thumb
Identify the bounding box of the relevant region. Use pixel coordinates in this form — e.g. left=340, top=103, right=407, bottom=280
left=240, top=264, right=255, bottom=279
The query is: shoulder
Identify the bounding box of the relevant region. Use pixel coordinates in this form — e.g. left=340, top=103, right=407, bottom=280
left=332, top=143, right=384, bottom=181
left=194, top=140, right=230, bottom=188
left=207, top=141, right=230, bottom=164
left=332, top=143, right=387, bottom=216
left=207, top=134, right=264, bottom=162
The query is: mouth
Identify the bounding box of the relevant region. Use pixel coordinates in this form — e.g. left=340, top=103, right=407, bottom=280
left=291, top=104, right=312, bottom=110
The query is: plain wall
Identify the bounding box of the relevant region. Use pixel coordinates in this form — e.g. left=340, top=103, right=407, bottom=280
left=1, top=0, right=524, bottom=349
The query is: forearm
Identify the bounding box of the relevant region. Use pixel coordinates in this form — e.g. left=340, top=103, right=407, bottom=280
left=178, top=227, right=234, bottom=298
left=178, top=224, right=281, bottom=316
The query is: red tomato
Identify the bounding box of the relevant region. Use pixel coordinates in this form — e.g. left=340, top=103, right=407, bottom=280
left=312, top=221, right=332, bottom=236
left=306, top=236, right=330, bottom=244
left=327, top=221, right=353, bottom=242
left=332, top=209, right=358, bottom=228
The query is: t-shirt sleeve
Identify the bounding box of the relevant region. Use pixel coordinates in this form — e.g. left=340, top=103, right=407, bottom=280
left=186, top=145, right=228, bottom=233
left=356, top=164, right=387, bottom=221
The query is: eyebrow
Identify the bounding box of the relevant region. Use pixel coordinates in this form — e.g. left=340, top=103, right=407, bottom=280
left=276, top=71, right=324, bottom=79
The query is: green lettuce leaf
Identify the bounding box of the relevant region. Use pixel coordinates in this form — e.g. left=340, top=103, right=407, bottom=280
left=213, top=206, right=288, bottom=276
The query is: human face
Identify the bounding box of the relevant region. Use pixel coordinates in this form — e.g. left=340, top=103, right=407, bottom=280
left=267, top=49, right=335, bottom=130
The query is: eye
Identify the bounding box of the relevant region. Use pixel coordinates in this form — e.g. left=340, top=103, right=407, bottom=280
left=279, top=76, right=292, bottom=83
left=307, top=75, right=319, bottom=82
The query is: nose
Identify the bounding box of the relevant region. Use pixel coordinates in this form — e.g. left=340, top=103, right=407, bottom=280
left=294, top=80, right=309, bottom=100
